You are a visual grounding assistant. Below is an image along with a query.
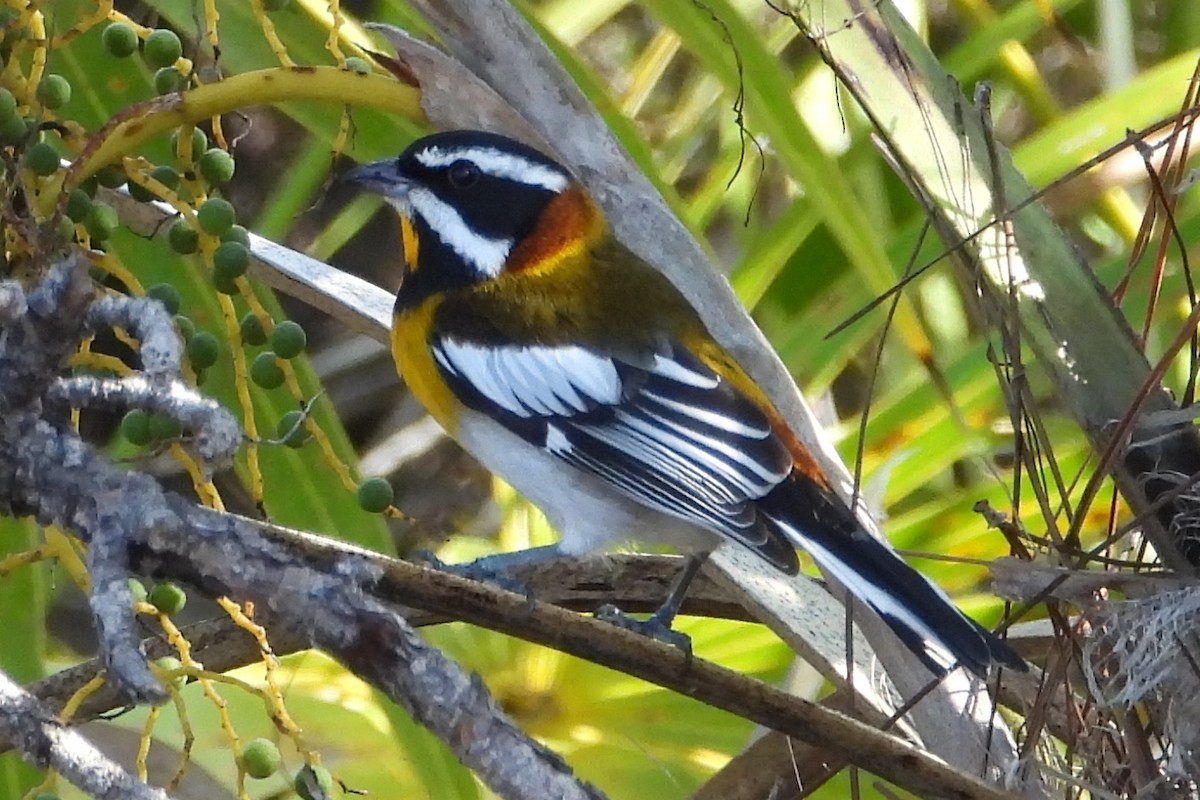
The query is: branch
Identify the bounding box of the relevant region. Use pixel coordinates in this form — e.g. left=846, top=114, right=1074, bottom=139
left=25, top=508, right=1018, bottom=800
left=21, top=554, right=750, bottom=725
left=0, top=670, right=175, bottom=800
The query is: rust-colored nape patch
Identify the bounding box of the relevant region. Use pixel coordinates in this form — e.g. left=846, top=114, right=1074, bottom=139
left=504, top=183, right=602, bottom=275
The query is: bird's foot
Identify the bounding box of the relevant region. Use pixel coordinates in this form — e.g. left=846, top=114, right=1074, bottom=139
left=594, top=603, right=693, bottom=656
left=412, top=549, right=532, bottom=597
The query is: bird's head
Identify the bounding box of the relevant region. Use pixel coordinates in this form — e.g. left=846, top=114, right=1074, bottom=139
left=348, top=130, right=603, bottom=308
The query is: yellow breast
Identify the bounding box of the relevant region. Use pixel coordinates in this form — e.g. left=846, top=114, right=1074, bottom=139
left=391, top=296, right=460, bottom=434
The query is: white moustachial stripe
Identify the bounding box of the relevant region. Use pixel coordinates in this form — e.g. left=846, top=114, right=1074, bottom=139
left=406, top=187, right=513, bottom=278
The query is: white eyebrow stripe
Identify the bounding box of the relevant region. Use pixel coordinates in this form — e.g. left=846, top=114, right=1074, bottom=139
left=407, top=186, right=512, bottom=278
left=415, top=146, right=570, bottom=192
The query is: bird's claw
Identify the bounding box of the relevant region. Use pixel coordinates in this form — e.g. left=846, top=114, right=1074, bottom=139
left=595, top=604, right=693, bottom=656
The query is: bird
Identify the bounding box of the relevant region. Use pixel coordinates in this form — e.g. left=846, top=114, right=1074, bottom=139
left=347, top=129, right=1025, bottom=677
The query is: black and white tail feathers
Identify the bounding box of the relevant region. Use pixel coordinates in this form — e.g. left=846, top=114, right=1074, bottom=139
left=760, top=475, right=1025, bottom=677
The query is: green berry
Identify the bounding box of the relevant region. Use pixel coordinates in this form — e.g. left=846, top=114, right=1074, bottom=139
left=174, top=314, right=195, bottom=341
left=154, top=656, right=187, bottom=690
left=154, top=163, right=181, bottom=184
left=250, top=352, right=284, bottom=389
left=169, top=126, right=208, bottom=159
left=270, top=320, right=306, bottom=359
left=153, top=66, right=182, bottom=95
left=196, top=197, right=235, bottom=235
left=103, top=22, right=139, bottom=58
left=36, top=74, right=71, bottom=109
left=146, top=283, right=180, bottom=315
left=0, top=87, right=15, bottom=117
left=212, top=270, right=239, bottom=295
left=84, top=202, right=119, bottom=241
left=128, top=578, right=149, bottom=603
left=167, top=218, right=199, bottom=254
left=129, top=165, right=175, bottom=201
left=240, top=313, right=268, bottom=346
left=24, top=140, right=60, bottom=176
left=294, top=765, right=334, bottom=800
left=356, top=477, right=394, bottom=513
left=54, top=214, right=75, bottom=241
left=147, top=413, right=182, bottom=440
left=220, top=224, right=251, bottom=247
left=213, top=240, right=249, bottom=281
left=0, top=113, right=27, bottom=145
left=0, top=11, right=26, bottom=54
left=128, top=181, right=154, bottom=203
left=151, top=164, right=181, bottom=194
left=143, top=28, right=183, bottom=69
left=197, top=147, right=235, bottom=184
left=66, top=187, right=92, bottom=220
left=149, top=582, right=187, bottom=615
left=276, top=410, right=308, bottom=448
left=241, top=738, right=283, bottom=779
left=120, top=409, right=152, bottom=445
left=186, top=331, right=219, bottom=369
left=153, top=163, right=179, bottom=183
left=343, top=56, right=370, bottom=74
left=95, top=164, right=126, bottom=189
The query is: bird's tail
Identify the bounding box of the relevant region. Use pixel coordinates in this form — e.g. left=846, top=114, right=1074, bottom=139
left=758, top=474, right=1025, bottom=677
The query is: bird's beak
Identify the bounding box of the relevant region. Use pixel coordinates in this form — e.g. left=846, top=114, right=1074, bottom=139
left=345, top=160, right=410, bottom=201
left=347, top=160, right=420, bottom=276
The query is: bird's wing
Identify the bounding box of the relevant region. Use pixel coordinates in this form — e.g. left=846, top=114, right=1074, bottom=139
left=431, top=336, right=798, bottom=571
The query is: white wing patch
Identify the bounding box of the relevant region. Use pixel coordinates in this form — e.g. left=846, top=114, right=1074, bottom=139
left=433, top=340, right=622, bottom=418
left=414, top=145, right=569, bottom=192
left=407, top=187, right=512, bottom=278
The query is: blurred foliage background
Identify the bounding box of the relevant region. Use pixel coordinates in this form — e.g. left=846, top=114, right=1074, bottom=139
left=1, top=0, right=1198, bottom=798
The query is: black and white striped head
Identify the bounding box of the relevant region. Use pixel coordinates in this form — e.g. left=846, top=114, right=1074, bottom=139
left=349, top=130, right=583, bottom=307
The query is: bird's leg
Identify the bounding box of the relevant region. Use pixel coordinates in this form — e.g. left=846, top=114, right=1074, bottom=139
left=648, top=551, right=709, bottom=629
left=412, top=544, right=563, bottom=596
left=595, top=552, right=710, bottom=655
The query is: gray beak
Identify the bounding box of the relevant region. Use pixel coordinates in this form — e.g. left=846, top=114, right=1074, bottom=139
left=345, top=160, right=411, bottom=200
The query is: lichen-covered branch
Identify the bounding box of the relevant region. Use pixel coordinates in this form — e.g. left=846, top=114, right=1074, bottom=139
left=0, top=669, right=174, bottom=800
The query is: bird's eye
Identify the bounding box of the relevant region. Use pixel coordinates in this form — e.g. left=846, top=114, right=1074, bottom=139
left=446, top=160, right=480, bottom=190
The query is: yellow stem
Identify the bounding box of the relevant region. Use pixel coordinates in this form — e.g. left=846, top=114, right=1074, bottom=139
left=56, top=67, right=422, bottom=211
